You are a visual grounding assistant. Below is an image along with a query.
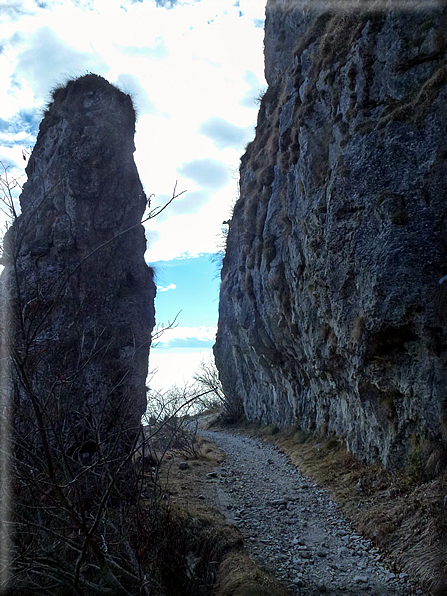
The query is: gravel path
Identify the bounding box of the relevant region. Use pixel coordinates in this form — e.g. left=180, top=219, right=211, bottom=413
left=199, top=429, right=424, bottom=596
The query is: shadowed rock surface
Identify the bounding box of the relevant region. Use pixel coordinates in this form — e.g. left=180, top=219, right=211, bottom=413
left=2, top=74, right=155, bottom=468
left=214, top=1, right=447, bottom=470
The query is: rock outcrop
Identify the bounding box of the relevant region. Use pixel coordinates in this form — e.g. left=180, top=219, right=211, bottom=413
left=2, top=74, right=155, bottom=469
left=214, top=1, right=447, bottom=470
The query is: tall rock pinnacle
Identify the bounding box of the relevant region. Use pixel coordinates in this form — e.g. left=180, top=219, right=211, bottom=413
left=2, top=74, right=155, bottom=473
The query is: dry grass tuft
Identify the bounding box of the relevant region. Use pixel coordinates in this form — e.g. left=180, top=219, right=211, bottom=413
left=214, top=553, right=290, bottom=596
left=195, top=436, right=226, bottom=464
left=146, top=503, right=243, bottom=596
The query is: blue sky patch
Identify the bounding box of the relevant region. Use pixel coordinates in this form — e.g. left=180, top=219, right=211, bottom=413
left=150, top=253, right=220, bottom=329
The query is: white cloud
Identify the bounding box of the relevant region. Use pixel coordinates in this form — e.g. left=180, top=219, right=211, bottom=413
left=148, top=345, right=213, bottom=392
left=153, top=324, right=216, bottom=346
left=1, top=1, right=36, bottom=21
left=144, top=182, right=238, bottom=261
left=156, top=190, right=209, bottom=219
left=115, top=73, right=156, bottom=115
left=156, top=282, right=176, bottom=292
left=13, top=26, right=108, bottom=100
left=177, top=158, right=230, bottom=190
left=115, top=38, right=168, bottom=60
left=148, top=325, right=216, bottom=391
left=198, top=117, right=253, bottom=150
left=239, top=69, right=267, bottom=109
left=1, top=0, right=266, bottom=262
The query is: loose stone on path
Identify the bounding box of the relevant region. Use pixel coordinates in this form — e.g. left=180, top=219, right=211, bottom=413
left=200, top=429, right=421, bottom=596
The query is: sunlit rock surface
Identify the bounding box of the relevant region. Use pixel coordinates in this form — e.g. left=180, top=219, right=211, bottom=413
left=214, top=1, right=447, bottom=469
left=2, top=74, right=155, bottom=461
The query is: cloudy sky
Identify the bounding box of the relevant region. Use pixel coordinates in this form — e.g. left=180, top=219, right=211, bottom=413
left=0, top=0, right=267, bottom=390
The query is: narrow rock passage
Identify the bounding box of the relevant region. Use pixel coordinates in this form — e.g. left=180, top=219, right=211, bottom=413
left=200, top=429, right=422, bottom=596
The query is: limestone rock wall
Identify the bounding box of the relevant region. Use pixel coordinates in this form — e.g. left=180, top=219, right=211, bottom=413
left=3, top=75, right=155, bottom=461
left=214, top=1, right=447, bottom=469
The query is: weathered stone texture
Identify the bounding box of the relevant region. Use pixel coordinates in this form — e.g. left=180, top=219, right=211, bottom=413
left=214, top=1, right=447, bottom=469
left=2, top=75, right=155, bottom=461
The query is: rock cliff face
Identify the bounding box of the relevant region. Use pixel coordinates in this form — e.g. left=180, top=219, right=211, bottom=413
left=3, top=75, right=155, bottom=466
left=214, top=1, right=447, bottom=469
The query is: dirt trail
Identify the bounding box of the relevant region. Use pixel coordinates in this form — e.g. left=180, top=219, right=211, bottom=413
left=199, top=428, right=425, bottom=596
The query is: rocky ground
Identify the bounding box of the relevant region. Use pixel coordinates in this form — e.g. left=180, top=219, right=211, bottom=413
left=193, top=428, right=427, bottom=596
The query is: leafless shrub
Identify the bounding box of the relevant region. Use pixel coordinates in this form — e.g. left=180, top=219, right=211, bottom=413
left=192, top=356, right=225, bottom=411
